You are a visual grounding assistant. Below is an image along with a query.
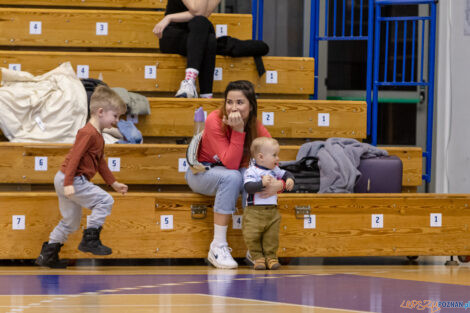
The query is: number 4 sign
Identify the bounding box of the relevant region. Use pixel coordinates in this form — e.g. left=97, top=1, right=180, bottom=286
left=232, top=215, right=242, bottom=229
left=178, top=158, right=189, bottom=172
left=77, top=65, right=89, bottom=79
left=29, top=21, right=42, bottom=35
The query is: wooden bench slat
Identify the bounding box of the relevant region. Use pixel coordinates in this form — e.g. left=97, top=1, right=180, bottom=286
left=0, top=0, right=167, bottom=9
left=0, top=143, right=422, bottom=187
left=0, top=192, right=468, bottom=259
left=0, top=9, right=251, bottom=48
left=0, top=51, right=315, bottom=94
left=139, top=98, right=366, bottom=139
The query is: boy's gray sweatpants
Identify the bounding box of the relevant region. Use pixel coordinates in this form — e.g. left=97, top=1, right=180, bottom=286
left=49, top=171, right=114, bottom=244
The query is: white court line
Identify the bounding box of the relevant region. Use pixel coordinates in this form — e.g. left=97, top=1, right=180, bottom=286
left=198, top=294, right=374, bottom=313
left=1, top=294, right=374, bottom=312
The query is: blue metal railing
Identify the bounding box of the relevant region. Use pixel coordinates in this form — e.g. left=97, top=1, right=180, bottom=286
left=251, top=0, right=264, bottom=40
left=250, top=0, right=437, bottom=182
left=311, top=0, right=374, bottom=134
left=372, top=0, right=437, bottom=182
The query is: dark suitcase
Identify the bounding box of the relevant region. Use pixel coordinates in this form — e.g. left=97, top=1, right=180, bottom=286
left=354, top=156, right=403, bottom=193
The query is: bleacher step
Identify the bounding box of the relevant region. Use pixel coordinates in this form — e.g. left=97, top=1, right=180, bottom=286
left=0, top=143, right=422, bottom=187
left=1, top=191, right=469, bottom=259
left=0, top=8, right=251, bottom=49
left=0, top=51, right=315, bottom=95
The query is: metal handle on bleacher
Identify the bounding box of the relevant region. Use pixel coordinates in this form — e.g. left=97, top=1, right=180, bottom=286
left=191, top=204, right=207, bottom=219
left=294, top=205, right=311, bottom=219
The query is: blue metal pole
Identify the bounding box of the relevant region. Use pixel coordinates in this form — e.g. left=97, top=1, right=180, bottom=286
left=258, top=0, right=264, bottom=40
left=411, top=20, right=416, bottom=82
left=325, top=0, right=329, bottom=36
left=384, top=21, right=389, bottom=81
left=351, top=0, right=354, bottom=36
left=310, top=0, right=316, bottom=58
left=252, top=0, right=257, bottom=40
left=308, top=0, right=319, bottom=100
left=402, top=21, right=407, bottom=82
left=333, top=0, right=338, bottom=36
left=310, top=0, right=319, bottom=99
left=424, top=2, right=437, bottom=183
left=393, top=21, right=398, bottom=82
left=372, top=2, right=381, bottom=146
left=365, top=0, right=374, bottom=135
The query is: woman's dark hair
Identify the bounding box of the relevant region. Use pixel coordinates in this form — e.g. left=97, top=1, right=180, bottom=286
left=219, top=80, right=259, bottom=163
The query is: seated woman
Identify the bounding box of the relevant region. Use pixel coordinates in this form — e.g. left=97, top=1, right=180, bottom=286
left=153, top=0, right=220, bottom=99
left=185, top=80, right=284, bottom=268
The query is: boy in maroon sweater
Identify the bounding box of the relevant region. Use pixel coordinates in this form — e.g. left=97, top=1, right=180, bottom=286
left=36, top=85, right=128, bottom=268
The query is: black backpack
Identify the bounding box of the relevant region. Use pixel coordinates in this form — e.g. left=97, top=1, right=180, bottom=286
left=279, top=157, right=320, bottom=193
left=80, top=78, right=108, bottom=119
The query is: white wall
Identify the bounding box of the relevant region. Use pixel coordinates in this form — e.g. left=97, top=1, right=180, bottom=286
left=434, top=0, right=470, bottom=193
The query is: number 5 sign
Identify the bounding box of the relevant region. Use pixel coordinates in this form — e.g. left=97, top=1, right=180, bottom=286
left=160, top=215, right=173, bottom=230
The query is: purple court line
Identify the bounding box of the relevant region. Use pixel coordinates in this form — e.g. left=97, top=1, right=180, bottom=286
left=0, top=274, right=469, bottom=313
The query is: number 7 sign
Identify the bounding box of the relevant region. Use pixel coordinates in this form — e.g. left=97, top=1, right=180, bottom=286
left=12, top=215, right=25, bottom=230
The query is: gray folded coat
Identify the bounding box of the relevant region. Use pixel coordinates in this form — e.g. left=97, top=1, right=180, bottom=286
left=112, top=87, right=150, bottom=115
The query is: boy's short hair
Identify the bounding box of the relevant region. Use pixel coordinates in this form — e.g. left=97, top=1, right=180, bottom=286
left=89, top=85, right=127, bottom=115
left=250, top=137, right=279, bottom=156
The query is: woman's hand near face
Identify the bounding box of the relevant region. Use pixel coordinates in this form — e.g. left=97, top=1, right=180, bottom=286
left=222, top=111, right=244, bottom=133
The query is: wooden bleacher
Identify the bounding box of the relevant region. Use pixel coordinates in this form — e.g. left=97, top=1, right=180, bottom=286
left=1, top=1, right=465, bottom=262
left=2, top=192, right=470, bottom=259
left=0, top=8, right=251, bottom=49
left=0, top=0, right=167, bottom=9
left=0, top=51, right=314, bottom=95
left=0, top=143, right=422, bottom=189
left=141, top=98, right=366, bottom=138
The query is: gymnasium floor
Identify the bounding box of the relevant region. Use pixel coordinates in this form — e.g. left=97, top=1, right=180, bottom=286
left=1, top=257, right=469, bottom=313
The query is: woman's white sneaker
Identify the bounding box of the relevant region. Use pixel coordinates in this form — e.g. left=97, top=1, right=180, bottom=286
left=175, top=80, right=198, bottom=98
left=208, top=243, right=238, bottom=269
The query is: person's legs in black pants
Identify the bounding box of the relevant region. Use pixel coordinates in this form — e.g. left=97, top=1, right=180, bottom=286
left=159, top=16, right=216, bottom=97
left=186, top=16, right=215, bottom=71
left=186, top=16, right=216, bottom=97
left=198, top=33, right=217, bottom=96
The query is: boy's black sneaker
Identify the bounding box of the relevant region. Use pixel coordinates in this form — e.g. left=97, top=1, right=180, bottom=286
left=35, top=242, right=68, bottom=268
left=78, top=227, right=112, bottom=255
